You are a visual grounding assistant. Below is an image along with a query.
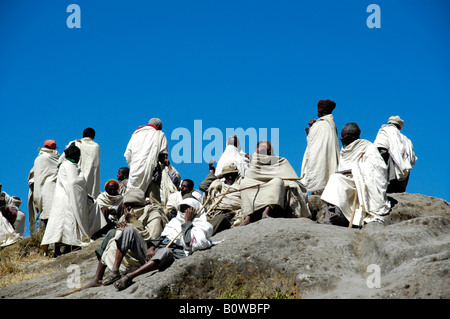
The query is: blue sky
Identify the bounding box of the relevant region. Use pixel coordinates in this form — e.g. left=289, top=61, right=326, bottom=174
left=1, top=0, right=449, bottom=237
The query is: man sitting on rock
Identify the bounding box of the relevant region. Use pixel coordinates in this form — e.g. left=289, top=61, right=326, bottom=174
left=87, top=196, right=213, bottom=291
left=240, top=140, right=311, bottom=226
left=321, top=122, right=391, bottom=227
left=200, top=162, right=243, bottom=234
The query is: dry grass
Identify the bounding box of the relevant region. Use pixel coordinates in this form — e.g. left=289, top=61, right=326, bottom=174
left=0, top=229, right=55, bottom=288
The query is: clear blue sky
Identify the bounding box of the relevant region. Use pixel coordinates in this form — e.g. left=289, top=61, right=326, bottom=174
left=1, top=0, right=449, bottom=237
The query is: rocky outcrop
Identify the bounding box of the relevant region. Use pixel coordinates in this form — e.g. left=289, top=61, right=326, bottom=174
left=0, top=193, right=449, bottom=299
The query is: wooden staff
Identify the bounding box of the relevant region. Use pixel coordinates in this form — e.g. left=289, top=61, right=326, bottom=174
left=348, top=188, right=358, bottom=228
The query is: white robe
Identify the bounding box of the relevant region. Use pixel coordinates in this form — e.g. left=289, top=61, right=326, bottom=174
left=301, top=114, right=340, bottom=192
left=0, top=213, right=20, bottom=247
left=240, top=153, right=311, bottom=219
left=160, top=165, right=180, bottom=207
left=41, top=160, right=107, bottom=247
left=59, top=138, right=101, bottom=198
left=124, top=125, right=169, bottom=194
left=215, top=144, right=250, bottom=178
left=374, top=124, right=417, bottom=181
left=28, top=148, right=60, bottom=221
left=321, top=139, right=391, bottom=226
left=160, top=198, right=213, bottom=254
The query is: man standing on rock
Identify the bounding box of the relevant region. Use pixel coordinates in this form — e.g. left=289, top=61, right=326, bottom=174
left=301, top=99, right=340, bottom=194
left=124, top=118, right=169, bottom=205
left=374, top=116, right=417, bottom=193
left=321, top=123, right=391, bottom=227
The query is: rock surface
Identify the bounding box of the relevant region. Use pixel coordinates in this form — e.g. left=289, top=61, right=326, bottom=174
left=1, top=193, right=449, bottom=299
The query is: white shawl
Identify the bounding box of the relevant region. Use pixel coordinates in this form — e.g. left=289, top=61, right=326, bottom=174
left=28, top=148, right=60, bottom=220
left=374, top=124, right=417, bottom=181
left=59, top=137, right=101, bottom=198
left=321, top=139, right=391, bottom=225
left=301, top=114, right=339, bottom=192
left=161, top=198, right=213, bottom=255
left=0, top=213, right=21, bottom=247
left=215, top=145, right=250, bottom=178
left=124, top=125, right=169, bottom=194
left=41, top=160, right=107, bottom=247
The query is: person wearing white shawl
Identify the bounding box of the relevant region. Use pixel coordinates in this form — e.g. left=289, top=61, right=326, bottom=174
left=159, top=154, right=181, bottom=208
left=203, top=162, right=243, bottom=233
left=41, top=143, right=107, bottom=255
left=0, top=191, right=21, bottom=247
left=27, top=140, right=60, bottom=229
left=58, top=128, right=101, bottom=198
left=374, top=116, right=417, bottom=193
left=301, top=100, right=340, bottom=194
left=321, top=123, right=391, bottom=227
left=240, top=141, right=311, bottom=226
left=215, top=135, right=250, bottom=178
left=95, top=179, right=124, bottom=235
left=124, top=118, right=169, bottom=204
left=88, top=196, right=212, bottom=291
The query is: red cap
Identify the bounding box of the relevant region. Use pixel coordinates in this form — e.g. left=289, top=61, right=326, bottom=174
left=44, top=140, right=57, bottom=149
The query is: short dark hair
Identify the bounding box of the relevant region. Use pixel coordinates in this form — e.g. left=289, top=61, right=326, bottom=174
left=83, top=128, right=96, bottom=138
left=119, top=167, right=129, bottom=177
left=182, top=179, right=194, bottom=190
left=342, top=122, right=361, bottom=139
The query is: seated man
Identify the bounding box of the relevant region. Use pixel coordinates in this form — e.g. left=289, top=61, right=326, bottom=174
left=87, top=197, right=213, bottom=291
left=374, top=116, right=417, bottom=193
left=321, top=123, right=391, bottom=227
left=117, top=167, right=129, bottom=195
left=240, top=141, right=311, bottom=226
left=165, top=179, right=199, bottom=220
left=215, top=135, right=250, bottom=178
left=94, top=179, right=125, bottom=236
left=201, top=162, right=243, bottom=234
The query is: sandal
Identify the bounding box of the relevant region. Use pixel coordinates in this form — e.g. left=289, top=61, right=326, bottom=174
left=114, top=274, right=133, bottom=291
left=102, top=270, right=121, bottom=286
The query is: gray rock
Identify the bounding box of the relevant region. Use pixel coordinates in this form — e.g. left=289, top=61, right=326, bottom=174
left=1, top=193, right=449, bottom=299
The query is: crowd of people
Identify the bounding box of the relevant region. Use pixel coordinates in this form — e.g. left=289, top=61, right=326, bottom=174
left=0, top=100, right=417, bottom=292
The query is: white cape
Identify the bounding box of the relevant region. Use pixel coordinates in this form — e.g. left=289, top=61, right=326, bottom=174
left=374, top=124, right=417, bottom=181
left=41, top=160, right=107, bottom=247
left=301, top=114, right=339, bottom=192
left=215, top=144, right=250, bottom=178
left=59, top=137, right=101, bottom=198
left=28, top=148, right=60, bottom=221
left=0, top=214, right=21, bottom=247
left=321, top=139, right=391, bottom=226
left=124, top=125, right=168, bottom=194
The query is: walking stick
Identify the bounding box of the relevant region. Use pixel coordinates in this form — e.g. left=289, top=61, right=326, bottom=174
left=348, top=188, right=358, bottom=228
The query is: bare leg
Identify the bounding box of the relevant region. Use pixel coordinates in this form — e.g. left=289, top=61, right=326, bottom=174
left=85, top=260, right=107, bottom=288
left=261, top=206, right=272, bottom=219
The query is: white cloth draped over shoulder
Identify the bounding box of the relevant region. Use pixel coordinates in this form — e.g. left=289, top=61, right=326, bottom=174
left=41, top=160, right=107, bottom=247
left=160, top=165, right=180, bottom=207
left=124, top=125, right=169, bottom=194
left=301, top=114, right=339, bottom=192
left=0, top=213, right=21, bottom=247
left=161, top=197, right=213, bottom=255
left=374, top=124, right=417, bottom=181
left=27, top=148, right=60, bottom=221
left=215, top=144, right=250, bottom=178
left=321, top=139, right=391, bottom=226
left=240, top=153, right=311, bottom=219
left=59, top=137, right=101, bottom=198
